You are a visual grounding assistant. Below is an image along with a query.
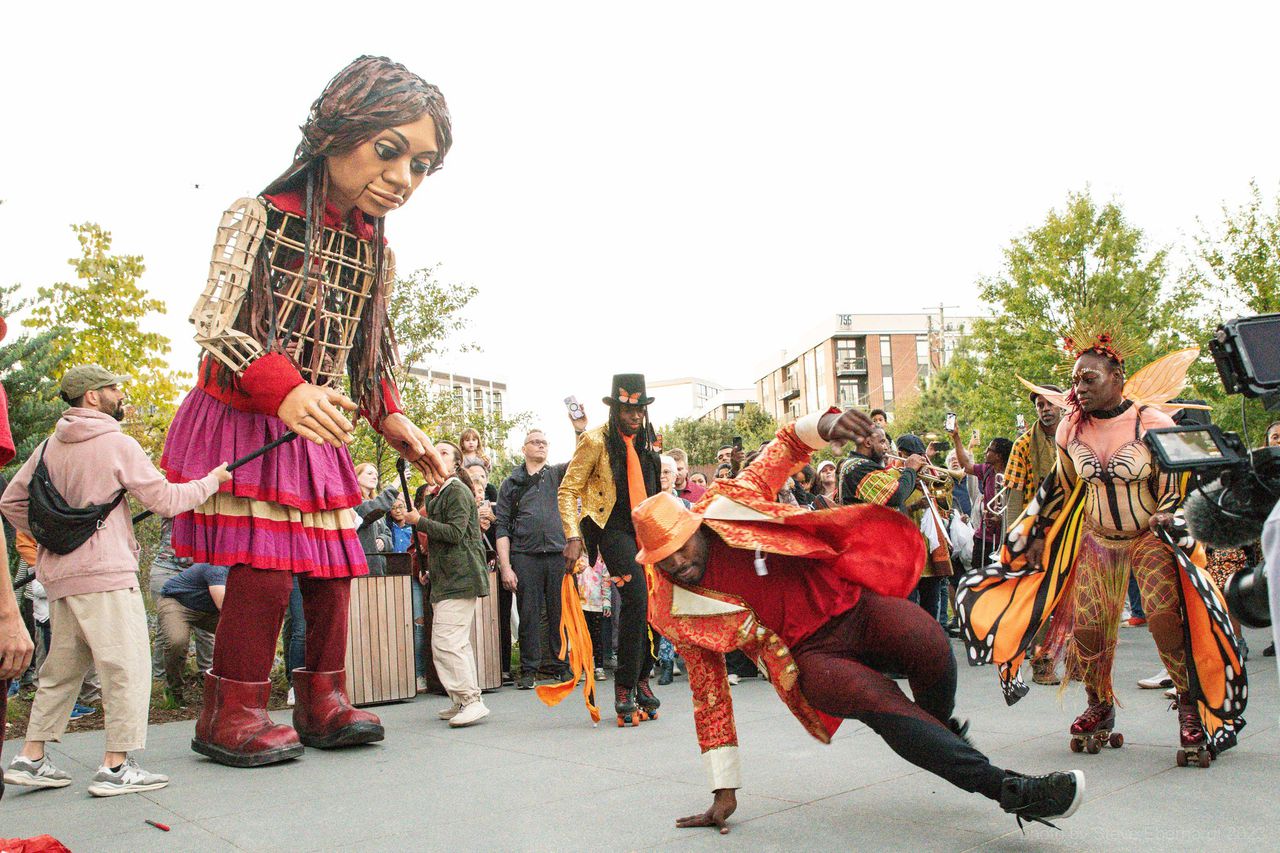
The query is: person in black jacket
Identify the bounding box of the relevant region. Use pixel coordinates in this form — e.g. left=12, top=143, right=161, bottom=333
left=495, top=429, right=573, bottom=689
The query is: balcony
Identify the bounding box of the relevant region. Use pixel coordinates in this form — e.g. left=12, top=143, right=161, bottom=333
left=836, top=357, right=867, bottom=376
left=781, top=378, right=800, bottom=401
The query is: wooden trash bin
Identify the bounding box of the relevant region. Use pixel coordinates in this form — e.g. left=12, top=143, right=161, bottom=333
left=422, top=570, right=502, bottom=693
left=344, top=574, right=416, bottom=706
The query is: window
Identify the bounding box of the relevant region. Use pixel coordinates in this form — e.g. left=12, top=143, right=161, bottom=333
left=916, top=334, right=931, bottom=380
left=882, top=375, right=894, bottom=407
left=837, top=377, right=866, bottom=409
left=879, top=335, right=892, bottom=366
left=492, top=391, right=503, bottom=419
left=804, top=351, right=818, bottom=413
left=836, top=337, right=865, bottom=371
left=725, top=403, right=743, bottom=422
left=473, top=388, right=485, bottom=414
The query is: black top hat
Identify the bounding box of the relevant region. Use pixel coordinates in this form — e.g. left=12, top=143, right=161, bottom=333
left=603, top=374, right=654, bottom=407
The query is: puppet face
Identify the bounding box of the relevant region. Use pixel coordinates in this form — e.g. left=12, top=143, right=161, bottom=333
left=326, top=114, right=439, bottom=218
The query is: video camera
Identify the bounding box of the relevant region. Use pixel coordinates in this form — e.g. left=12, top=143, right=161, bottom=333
left=1143, top=312, right=1280, bottom=628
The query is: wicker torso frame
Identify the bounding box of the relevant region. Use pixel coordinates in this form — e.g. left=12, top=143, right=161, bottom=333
left=190, top=197, right=397, bottom=391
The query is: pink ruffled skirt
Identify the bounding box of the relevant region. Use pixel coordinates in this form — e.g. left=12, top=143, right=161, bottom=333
left=161, top=387, right=367, bottom=578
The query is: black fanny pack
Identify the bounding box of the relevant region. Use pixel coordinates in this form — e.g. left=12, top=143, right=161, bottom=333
left=27, top=441, right=126, bottom=555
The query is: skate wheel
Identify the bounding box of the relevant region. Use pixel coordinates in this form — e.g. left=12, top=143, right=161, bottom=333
left=1176, top=749, right=1188, bottom=767
left=1069, top=737, right=1083, bottom=753
left=1109, top=732, right=1124, bottom=749
left=637, top=709, right=649, bottom=722
left=1085, top=738, right=1101, bottom=755
left=1197, top=750, right=1211, bottom=768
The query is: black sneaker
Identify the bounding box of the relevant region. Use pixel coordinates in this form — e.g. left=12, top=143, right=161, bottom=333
left=999, top=770, right=1084, bottom=829
left=517, top=672, right=536, bottom=690
left=948, top=717, right=975, bottom=749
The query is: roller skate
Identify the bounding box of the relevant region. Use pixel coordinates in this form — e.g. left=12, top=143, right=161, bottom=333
left=1173, top=695, right=1212, bottom=768
left=615, top=684, right=639, bottom=728
left=635, top=678, right=660, bottom=722
left=1069, top=702, right=1123, bottom=754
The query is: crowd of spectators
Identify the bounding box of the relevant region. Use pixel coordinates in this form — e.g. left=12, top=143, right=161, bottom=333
left=4, top=366, right=1275, bottom=800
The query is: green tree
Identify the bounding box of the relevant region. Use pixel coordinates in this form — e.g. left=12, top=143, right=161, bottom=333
left=0, top=285, right=72, bottom=477
left=657, top=404, right=778, bottom=466
left=1178, top=180, right=1280, bottom=439
left=348, top=265, right=528, bottom=492
left=24, top=223, right=189, bottom=457
left=897, top=190, right=1196, bottom=441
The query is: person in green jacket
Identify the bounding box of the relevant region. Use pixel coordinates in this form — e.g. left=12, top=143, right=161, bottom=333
left=403, top=440, right=490, bottom=728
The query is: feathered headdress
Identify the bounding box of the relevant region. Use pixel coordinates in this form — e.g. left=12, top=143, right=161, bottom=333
left=1057, top=305, right=1143, bottom=366
left=1018, top=305, right=1208, bottom=415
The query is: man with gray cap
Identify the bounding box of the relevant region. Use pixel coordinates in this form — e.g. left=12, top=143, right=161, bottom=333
left=1, top=365, right=231, bottom=796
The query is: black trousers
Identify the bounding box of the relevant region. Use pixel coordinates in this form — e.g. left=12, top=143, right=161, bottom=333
left=497, top=583, right=514, bottom=676
left=793, top=590, right=1007, bottom=801
left=511, top=551, right=564, bottom=674
left=591, top=526, right=654, bottom=689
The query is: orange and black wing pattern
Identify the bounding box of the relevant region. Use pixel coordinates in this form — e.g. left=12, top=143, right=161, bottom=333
left=1154, top=526, right=1247, bottom=754
left=957, top=470, right=1087, bottom=705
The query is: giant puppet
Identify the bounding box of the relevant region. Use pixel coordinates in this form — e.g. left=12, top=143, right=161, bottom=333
left=162, top=56, right=450, bottom=767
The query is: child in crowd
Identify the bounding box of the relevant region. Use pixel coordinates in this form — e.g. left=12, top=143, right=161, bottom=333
left=459, top=428, right=491, bottom=472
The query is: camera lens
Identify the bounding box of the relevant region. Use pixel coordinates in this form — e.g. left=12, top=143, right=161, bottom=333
left=1225, top=565, right=1271, bottom=629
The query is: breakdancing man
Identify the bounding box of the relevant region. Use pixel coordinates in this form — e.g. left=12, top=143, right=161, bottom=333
left=631, top=407, right=1085, bottom=833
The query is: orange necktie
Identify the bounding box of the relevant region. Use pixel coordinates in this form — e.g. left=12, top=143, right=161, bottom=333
left=621, top=432, right=648, bottom=517
left=610, top=431, right=649, bottom=587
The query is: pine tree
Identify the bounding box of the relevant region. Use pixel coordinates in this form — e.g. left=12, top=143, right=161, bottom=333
left=0, top=284, right=72, bottom=476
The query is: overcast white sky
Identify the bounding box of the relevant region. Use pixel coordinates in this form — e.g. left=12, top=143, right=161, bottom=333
left=4, top=2, right=1278, bottom=454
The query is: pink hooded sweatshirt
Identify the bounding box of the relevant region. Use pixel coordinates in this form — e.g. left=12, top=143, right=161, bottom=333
left=0, top=408, right=221, bottom=602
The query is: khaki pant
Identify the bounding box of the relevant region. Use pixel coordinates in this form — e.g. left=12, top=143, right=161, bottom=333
left=155, top=596, right=220, bottom=691
left=27, top=588, right=152, bottom=753
left=431, top=597, right=480, bottom=705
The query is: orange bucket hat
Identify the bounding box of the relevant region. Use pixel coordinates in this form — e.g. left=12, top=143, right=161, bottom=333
left=633, top=492, right=703, bottom=564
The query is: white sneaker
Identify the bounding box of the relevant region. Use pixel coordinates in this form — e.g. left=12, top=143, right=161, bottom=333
left=1164, top=687, right=1177, bottom=700
left=286, top=686, right=295, bottom=707
left=416, top=676, right=429, bottom=694
left=437, top=701, right=463, bottom=720
left=4, top=754, right=72, bottom=788
left=87, top=756, right=169, bottom=797
left=727, top=674, right=741, bottom=686
left=1138, top=668, right=1172, bottom=689
left=448, top=700, right=490, bottom=728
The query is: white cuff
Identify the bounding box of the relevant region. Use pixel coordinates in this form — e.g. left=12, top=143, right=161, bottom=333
left=703, top=746, right=741, bottom=791
left=793, top=411, right=830, bottom=451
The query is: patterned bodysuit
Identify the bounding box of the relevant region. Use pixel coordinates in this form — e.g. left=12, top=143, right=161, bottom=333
left=1053, top=402, right=1189, bottom=703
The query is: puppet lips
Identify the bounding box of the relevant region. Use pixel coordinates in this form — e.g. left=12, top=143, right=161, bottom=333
left=365, top=186, right=403, bottom=207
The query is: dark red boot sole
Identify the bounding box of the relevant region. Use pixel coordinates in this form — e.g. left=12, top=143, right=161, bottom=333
left=191, top=738, right=304, bottom=768
left=298, top=722, right=385, bottom=749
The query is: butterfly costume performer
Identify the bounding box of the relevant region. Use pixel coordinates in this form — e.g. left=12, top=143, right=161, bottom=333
left=957, top=322, right=1246, bottom=765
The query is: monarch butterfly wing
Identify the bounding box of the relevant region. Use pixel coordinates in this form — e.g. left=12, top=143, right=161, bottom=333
left=1155, top=528, right=1248, bottom=725
left=958, top=478, right=1086, bottom=706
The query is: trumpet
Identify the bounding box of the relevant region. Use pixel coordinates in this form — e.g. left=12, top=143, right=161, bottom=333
left=885, top=453, right=955, bottom=488
left=985, top=472, right=1009, bottom=516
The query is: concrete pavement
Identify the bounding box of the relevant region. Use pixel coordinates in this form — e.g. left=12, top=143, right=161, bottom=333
left=2, top=625, right=1275, bottom=851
